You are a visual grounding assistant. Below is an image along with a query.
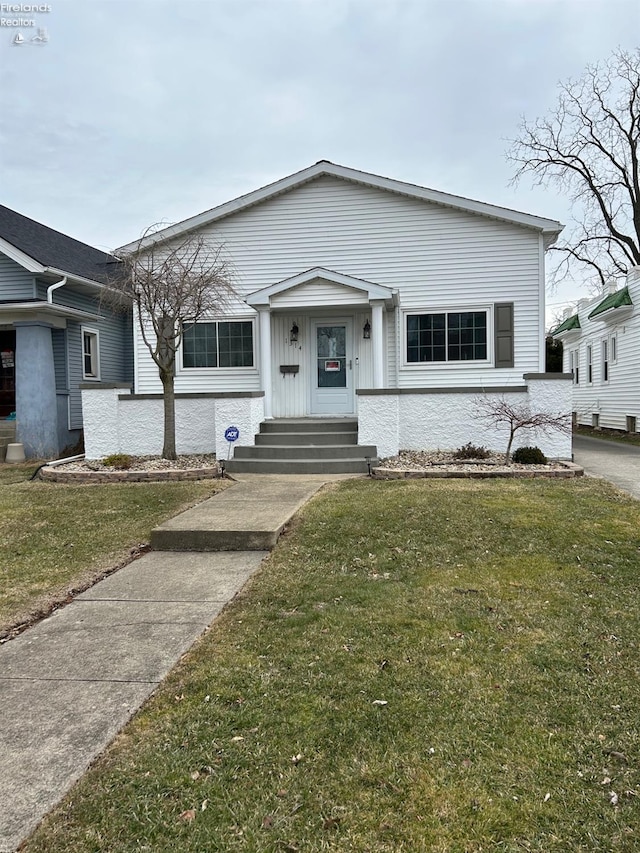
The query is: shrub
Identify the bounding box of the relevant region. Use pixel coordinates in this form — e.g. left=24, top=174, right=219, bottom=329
left=512, top=446, right=547, bottom=465
left=102, top=453, right=133, bottom=470
left=453, top=443, right=491, bottom=460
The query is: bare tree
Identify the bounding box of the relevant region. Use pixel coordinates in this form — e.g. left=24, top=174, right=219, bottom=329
left=508, top=48, right=640, bottom=291
left=474, top=397, right=572, bottom=463
left=103, top=226, right=236, bottom=459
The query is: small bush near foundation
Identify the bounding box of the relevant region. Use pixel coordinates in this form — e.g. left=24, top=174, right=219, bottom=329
left=453, top=443, right=491, bottom=460
left=102, top=453, right=133, bottom=470
left=512, top=446, right=547, bottom=465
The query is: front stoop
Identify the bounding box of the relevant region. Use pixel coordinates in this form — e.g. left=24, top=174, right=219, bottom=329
left=225, top=418, right=378, bottom=475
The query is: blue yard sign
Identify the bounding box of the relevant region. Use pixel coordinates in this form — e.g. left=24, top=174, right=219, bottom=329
left=224, top=425, right=240, bottom=461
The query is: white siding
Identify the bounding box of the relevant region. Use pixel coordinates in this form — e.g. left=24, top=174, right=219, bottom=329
left=134, top=175, right=543, bottom=394
left=563, top=271, right=640, bottom=431
left=271, top=280, right=369, bottom=308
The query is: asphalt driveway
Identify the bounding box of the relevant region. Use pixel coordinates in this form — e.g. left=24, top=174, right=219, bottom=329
left=573, top=434, right=640, bottom=500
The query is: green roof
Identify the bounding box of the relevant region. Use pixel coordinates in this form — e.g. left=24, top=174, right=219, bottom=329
left=588, top=286, right=633, bottom=319
left=551, top=314, right=581, bottom=335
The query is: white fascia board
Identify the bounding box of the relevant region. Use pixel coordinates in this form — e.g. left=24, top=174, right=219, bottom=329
left=0, top=301, right=99, bottom=321
left=245, top=267, right=396, bottom=307
left=116, top=161, right=564, bottom=253
left=44, top=267, right=106, bottom=290
left=0, top=236, right=46, bottom=273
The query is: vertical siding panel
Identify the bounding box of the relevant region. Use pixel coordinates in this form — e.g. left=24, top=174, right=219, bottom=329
left=271, top=314, right=307, bottom=417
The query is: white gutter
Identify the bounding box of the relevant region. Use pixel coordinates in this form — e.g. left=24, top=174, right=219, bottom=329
left=47, top=275, right=67, bottom=303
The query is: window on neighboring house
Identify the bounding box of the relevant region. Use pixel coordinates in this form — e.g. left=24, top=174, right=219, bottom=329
left=182, top=320, right=254, bottom=368
left=610, top=334, right=617, bottom=363
left=602, top=339, right=609, bottom=382
left=569, top=350, right=580, bottom=384
left=406, top=311, right=488, bottom=363
left=82, top=329, right=100, bottom=379
left=587, top=345, right=593, bottom=383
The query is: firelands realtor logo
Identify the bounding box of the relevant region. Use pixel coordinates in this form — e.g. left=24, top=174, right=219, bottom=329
left=2, top=3, right=51, bottom=45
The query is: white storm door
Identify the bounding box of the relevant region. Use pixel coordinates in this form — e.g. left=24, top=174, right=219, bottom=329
left=310, top=320, right=354, bottom=415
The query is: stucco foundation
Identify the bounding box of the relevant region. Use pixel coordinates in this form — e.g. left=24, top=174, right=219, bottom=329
left=80, top=385, right=265, bottom=459
left=357, top=375, right=573, bottom=459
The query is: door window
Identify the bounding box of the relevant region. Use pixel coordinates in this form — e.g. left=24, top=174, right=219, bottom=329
left=316, top=325, right=346, bottom=388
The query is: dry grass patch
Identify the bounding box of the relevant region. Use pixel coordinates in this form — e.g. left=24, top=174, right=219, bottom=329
left=0, top=473, right=228, bottom=636
left=22, top=478, right=640, bottom=852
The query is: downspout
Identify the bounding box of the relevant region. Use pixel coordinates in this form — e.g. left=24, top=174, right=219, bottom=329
left=47, top=275, right=67, bottom=303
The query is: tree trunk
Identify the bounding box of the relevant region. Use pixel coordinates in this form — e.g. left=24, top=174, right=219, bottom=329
left=505, top=426, right=516, bottom=464
left=160, top=369, right=177, bottom=460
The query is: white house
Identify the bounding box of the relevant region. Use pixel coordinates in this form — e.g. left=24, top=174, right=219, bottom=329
left=551, top=267, right=640, bottom=434
left=81, top=162, right=572, bottom=471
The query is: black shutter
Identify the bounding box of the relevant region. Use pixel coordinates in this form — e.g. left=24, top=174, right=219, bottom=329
left=494, top=303, right=514, bottom=368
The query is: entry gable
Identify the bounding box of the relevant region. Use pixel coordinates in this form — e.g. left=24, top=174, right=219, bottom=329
left=245, top=267, right=396, bottom=310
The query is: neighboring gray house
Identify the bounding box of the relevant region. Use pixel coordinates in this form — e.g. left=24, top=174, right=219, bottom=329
left=0, top=205, right=132, bottom=458
left=551, top=266, right=640, bottom=433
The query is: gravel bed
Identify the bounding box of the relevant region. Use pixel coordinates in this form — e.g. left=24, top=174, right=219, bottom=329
left=378, top=449, right=565, bottom=473
left=54, top=454, right=219, bottom=473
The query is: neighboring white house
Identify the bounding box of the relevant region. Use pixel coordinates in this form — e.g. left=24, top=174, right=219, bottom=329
left=551, top=266, right=640, bottom=433
left=82, top=161, right=572, bottom=466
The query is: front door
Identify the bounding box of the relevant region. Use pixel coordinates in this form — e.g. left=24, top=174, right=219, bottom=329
left=310, top=320, right=354, bottom=415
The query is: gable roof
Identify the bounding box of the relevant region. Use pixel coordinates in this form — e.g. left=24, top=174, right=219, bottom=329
left=246, top=267, right=396, bottom=307
left=0, top=204, right=118, bottom=285
left=551, top=314, right=581, bottom=335
left=588, top=286, right=633, bottom=319
left=117, top=161, right=564, bottom=254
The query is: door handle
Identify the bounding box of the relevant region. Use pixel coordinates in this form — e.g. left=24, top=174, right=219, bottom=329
left=348, top=359, right=352, bottom=370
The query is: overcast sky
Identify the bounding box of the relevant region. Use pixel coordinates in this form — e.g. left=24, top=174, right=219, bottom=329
left=1, top=0, right=638, bottom=322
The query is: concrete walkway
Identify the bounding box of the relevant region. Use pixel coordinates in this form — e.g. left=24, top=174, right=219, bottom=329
left=573, top=434, right=640, bottom=500
left=0, top=474, right=328, bottom=853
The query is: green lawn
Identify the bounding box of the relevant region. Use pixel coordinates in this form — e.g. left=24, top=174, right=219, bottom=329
left=22, top=477, right=640, bottom=852
left=0, top=464, right=227, bottom=636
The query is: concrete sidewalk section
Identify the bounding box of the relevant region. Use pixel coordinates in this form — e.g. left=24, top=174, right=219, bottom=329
left=151, top=473, right=329, bottom=551
left=0, top=474, right=328, bottom=853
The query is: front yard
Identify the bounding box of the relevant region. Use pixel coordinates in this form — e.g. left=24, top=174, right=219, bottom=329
left=0, top=464, right=227, bottom=637
left=22, top=476, right=640, bottom=852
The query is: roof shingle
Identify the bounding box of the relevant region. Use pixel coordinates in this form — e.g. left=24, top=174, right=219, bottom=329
left=0, top=205, right=119, bottom=284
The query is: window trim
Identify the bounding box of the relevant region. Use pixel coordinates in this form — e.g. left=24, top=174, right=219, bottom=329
left=586, top=344, right=593, bottom=384
left=602, top=337, right=609, bottom=383
left=81, top=326, right=100, bottom=381
left=179, top=317, right=257, bottom=372
left=403, top=306, right=492, bottom=367
left=569, top=348, right=580, bottom=385
left=610, top=334, right=617, bottom=364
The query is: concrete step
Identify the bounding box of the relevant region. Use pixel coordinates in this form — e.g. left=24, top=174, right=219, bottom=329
left=260, top=418, right=358, bottom=434
left=225, top=457, right=375, bottom=475
left=151, top=477, right=325, bottom=552
left=234, top=443, right=377, bottom=461
left=255, top=431, right=358, bottom=446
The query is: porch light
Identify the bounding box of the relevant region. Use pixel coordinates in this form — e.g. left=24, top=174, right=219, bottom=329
left=363, top=320, right=371, bottom=339
left=290, top=322, right=299, bottom=343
